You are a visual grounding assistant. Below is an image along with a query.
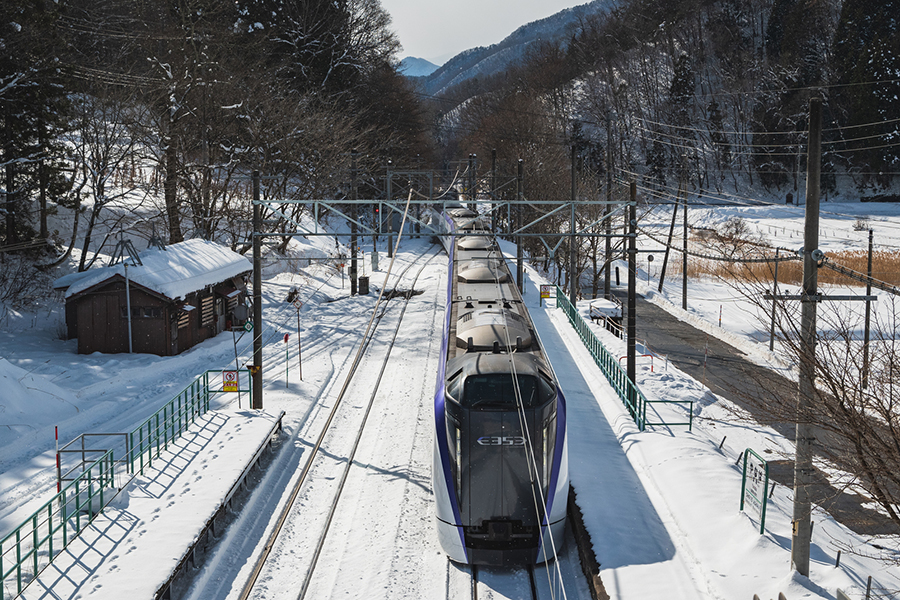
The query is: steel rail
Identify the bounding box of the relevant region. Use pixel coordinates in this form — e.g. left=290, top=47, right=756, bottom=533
left=295, top=249, right=441, bottom=599
left=237, top=250, right=436, bottom=600
left=238, top=189, right=421, bottom=600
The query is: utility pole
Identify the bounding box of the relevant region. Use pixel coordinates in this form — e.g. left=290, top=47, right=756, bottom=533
left=468, top=154, right=476, bottom=211
left=491, top=149, right=497, bottom=235
left=350, top=150, right=358, bottom=296
left=386, top=167, right=393, bottom=259
left=252, top=170, right=263, bottom=410
left=792, top=96, right=822, bottom=578
left=627, top=182, right=637, bottom=416
left=682, top=186, right=688, bottom=310
left=863, top=229, right=873, bottom=388
left=604, top=113, right=613, bottom=300
left=658, top=183, right=681, bottom=293
left=570, top=145, right=578, bottom=305
left=516, top=159, right=524, bottom=293
left=769, top=248, right=780, bottom=352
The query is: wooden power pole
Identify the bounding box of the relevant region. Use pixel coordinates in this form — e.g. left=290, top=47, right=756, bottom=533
left=792, top=97, right=822, bottom=577
left=252, top=170, right=263, bottom=409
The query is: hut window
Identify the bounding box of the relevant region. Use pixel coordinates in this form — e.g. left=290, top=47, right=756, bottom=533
left=200, top=295, right=215, bottom=327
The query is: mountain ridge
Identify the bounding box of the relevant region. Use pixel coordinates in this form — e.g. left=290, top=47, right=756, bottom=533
left=417, top=0, right=614, bottom=97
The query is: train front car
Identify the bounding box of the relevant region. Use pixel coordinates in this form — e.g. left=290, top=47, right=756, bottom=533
left=432, top=208, right=568, bottom=566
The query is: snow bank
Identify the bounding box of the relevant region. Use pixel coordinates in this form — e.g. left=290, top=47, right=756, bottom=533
left=0, top=358, right=80, bottom=434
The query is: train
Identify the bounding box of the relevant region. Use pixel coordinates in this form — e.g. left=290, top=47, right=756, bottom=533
left=430, top=203, right=569, bottom=566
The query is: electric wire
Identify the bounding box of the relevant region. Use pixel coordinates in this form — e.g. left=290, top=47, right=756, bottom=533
left=472, top=224, right=567, bottom=598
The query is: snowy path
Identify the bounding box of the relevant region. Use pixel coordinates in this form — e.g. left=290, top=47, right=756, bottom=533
left=522, top=290, right=715, bottom=598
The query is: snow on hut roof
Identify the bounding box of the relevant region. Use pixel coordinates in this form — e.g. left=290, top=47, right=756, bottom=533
left=57, top=239, right=252, bottom=300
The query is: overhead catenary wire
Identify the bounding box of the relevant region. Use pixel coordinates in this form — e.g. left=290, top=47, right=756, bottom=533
left=478, top=228, right=569, bottom=599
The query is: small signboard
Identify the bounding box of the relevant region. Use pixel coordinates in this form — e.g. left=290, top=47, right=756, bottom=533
left=244, top=321, right=253, bottom=332
left=740, top=448, right=770, bottom=534
left=223, top=370, right=239, bottom=392
left=540, top=285, right=553, bottom=299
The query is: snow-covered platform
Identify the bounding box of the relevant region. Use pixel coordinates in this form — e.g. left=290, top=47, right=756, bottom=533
left=21, top=409, right=283, bottom=600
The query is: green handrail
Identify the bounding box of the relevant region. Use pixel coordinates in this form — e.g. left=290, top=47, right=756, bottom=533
left=126, top=369, right=246, bottom=475
left=554, top=286, right=693, bottom=431
left=1, top=368, right=251, bottom=599
left=0, top=450, right=114, bottom=600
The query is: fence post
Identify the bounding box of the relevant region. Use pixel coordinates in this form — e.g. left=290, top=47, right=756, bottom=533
left=47, top=503, right=53, bottom=561
left=32, top=514, right=38, bottom=581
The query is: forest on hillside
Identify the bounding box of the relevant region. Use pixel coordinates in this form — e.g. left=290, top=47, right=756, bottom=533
left=434, top=0, right=900, bottom=204
left=0, top=0, right=431, bottom=283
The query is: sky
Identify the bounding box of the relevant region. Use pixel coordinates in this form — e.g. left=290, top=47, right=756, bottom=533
left=379, top=0, right=590, bottom=65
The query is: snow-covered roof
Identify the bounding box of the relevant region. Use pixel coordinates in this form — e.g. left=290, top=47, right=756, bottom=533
left=56, top=239, right=252, bottom=301
left=588, top=298, right=622, bottom=318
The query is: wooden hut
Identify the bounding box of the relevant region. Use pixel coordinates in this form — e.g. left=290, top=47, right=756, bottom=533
left=54, top=240, right=252, bottom=356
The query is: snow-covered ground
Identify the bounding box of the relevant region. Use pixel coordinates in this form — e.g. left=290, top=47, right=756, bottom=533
left=2, top=200, right=900, bottom=599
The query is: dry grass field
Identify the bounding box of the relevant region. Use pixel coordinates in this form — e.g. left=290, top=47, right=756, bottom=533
left=667, top=244, right=900, bottom=288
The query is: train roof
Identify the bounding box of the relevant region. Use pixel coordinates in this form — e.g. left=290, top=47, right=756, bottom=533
left=445, top=352, right=551, bottom=381
left=457, top=259, right=509, bottom=283
left=456, top=307, right=532, bottom=351
left=457, top=235, right=493, bottom=250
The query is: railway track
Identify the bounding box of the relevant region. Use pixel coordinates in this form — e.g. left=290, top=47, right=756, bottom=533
left=465, top=560, right=576, bottom=600
left=237, top=248, right=441, bottom=600
left=447, top=524, right=587, bottom=600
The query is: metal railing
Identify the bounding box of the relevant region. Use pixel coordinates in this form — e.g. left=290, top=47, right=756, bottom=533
left=1, top=369, right=251, bottom=599
left=1, top=451, right=115, bottom=600
left=555, top=287, right=692, bottom=431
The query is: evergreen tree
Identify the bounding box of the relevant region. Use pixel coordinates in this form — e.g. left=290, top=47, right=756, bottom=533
left=832, top=0, right=900, bottom=186
left=0, top=0, right=69, bottom=249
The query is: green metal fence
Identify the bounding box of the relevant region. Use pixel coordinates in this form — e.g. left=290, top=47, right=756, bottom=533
left=555, top=287, right=692, bottom=431
left=1, top=451, right=115, bottom=600
left=127, top=370, right=250, bottom=476
left=1, top=369, right=250, bottom=599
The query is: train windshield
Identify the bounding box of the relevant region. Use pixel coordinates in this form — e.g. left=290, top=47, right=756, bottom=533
left=463, top=374, right=555, bottom=409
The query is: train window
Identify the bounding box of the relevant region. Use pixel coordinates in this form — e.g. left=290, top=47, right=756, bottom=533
left=538, top=374, right=557, bottom=404
left=463, top=374, right=540, bottom=409
left=445, top=369, right=464, bottom=403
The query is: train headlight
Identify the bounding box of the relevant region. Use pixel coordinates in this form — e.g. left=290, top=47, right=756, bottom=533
left=543, top=423, right=549, bottom=485
left=455, top=426, right=461, bottom=492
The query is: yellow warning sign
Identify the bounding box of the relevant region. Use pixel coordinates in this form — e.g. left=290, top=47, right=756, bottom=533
left=223, top=371, right=238, bottom=392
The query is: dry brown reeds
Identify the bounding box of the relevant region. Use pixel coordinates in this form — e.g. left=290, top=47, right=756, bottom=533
left=665, top=248, right=900, bottom=287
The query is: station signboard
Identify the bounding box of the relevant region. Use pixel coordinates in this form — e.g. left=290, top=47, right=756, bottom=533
left=740, top=448, right=770, bottom=534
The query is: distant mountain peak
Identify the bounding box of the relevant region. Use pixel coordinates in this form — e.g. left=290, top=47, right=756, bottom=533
left=421, top=0, right=614, bottom=96
left=399, top=57, right=440, bottom=78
